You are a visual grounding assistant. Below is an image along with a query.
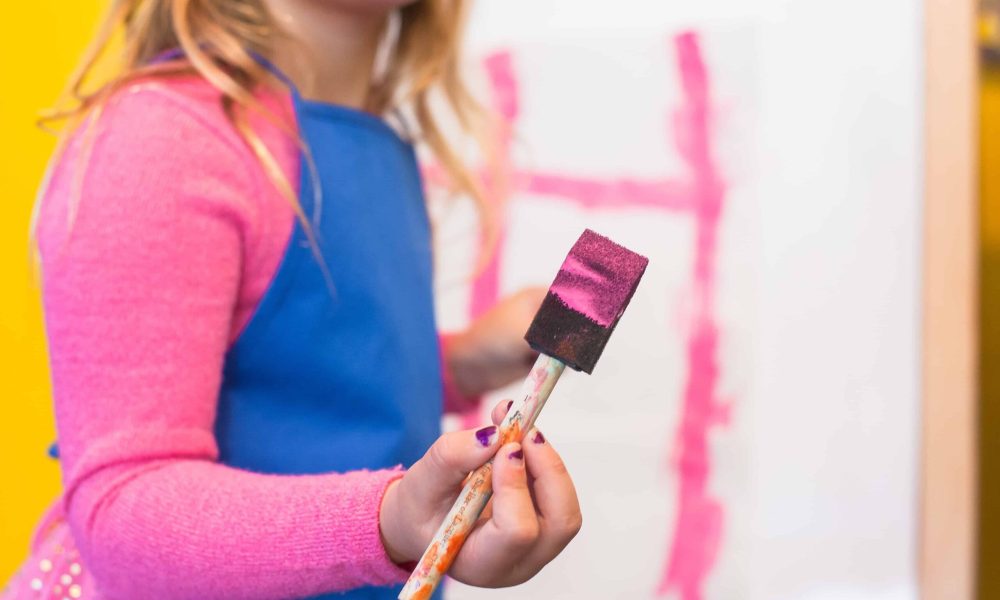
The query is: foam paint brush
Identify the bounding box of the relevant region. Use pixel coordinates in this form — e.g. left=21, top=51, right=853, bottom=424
left=398, top=229, right=648, bottom=600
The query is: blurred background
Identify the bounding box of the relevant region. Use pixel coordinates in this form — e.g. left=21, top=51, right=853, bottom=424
left=0, top=1, right=988, bottom=598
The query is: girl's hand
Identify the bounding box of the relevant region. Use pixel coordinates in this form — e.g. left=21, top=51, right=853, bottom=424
left=379, top=399, right=582, bottom=587
left=447, top=287, right=546, bottom=398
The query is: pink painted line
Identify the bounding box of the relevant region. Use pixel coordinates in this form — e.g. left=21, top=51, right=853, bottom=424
left=657, top=31, right=727, bottom=600
left=483, top=52, right=520, bottom=121
left=455, top=51, right=521, bottom=427
left=467, top=51, right=519, bottom=322
left=517, top=172, right=693, bottom=212
left=468, top=228, right=505, bottom=321
left=424, top=166, right=695, bottom=214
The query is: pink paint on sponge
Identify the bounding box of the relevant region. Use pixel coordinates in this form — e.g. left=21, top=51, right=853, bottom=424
left=550, top=230, right=650, bottom=327
left=525, top=229, right=649, bottom=373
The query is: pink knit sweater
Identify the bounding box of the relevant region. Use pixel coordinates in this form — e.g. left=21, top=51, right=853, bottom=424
left=28, top=76, right=469, bottom=599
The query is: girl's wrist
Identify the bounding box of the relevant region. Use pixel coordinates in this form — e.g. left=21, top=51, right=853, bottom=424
left=443, top=331, right=485, bottom=399
left=378, top=479, right=414, bottom=566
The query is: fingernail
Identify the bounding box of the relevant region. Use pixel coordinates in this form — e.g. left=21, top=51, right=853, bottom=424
left=475, top=426, right=498, bottom=447
left=505, top=400, right=513, bottom=413
left=532, top=430, right=545, bottom=444
left=508, top=449, right=524, bottom=461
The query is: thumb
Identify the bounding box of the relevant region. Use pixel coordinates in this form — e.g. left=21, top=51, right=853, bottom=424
left=407, top=426, right=501, bottom=499
left=485, top=442, right=539, bottom=551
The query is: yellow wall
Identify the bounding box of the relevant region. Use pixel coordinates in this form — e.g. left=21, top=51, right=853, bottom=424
left=0, top=2, right=103, bottom=583
left=981, top=68, right=1000, bottom=598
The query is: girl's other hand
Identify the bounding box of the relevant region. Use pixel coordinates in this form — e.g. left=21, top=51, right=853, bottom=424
left=447, top=287, right=546, bottom=398
left=379, top=399, right=582, bottom=587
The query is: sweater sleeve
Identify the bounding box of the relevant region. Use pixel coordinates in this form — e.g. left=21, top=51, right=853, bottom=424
left=36, top=83, right=410, bottom=600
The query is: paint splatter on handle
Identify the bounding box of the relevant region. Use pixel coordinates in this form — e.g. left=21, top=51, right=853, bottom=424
left=398, top=354, right=566, bottom=600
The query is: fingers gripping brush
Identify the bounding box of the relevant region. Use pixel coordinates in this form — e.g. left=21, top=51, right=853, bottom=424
left=398, top=229, right=649, bottom=600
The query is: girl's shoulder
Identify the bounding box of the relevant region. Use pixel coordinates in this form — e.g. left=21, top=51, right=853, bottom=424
left=35, top=73, right=298, bottom=274
left=84, top=73, right=297, bottom=178
left=40, top=72, right=299, bottom=216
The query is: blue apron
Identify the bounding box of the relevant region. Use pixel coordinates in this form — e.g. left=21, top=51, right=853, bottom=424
left=214, top=81, right=444, bottom=599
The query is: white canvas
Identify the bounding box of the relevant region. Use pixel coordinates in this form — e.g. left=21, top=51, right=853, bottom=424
left=432, top=2, right=922, bottom=599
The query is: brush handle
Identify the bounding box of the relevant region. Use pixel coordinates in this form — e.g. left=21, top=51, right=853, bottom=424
left=397, top=353, right=566, bottom=600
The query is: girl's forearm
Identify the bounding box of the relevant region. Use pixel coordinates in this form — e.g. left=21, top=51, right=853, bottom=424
left=66, top=456, right=408, bottom=599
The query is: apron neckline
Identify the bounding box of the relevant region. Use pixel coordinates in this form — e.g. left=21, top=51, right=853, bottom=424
left=150, top=48, right=410, bottom=145
left=257, top=52, right=410, bottom=146
left=293, top=95, right=409, bottom=146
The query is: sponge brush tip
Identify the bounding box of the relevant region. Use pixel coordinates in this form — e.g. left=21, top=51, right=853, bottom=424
left=525, top=229, right=649, bottom=373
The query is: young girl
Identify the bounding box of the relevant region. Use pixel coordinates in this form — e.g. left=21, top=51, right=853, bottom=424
left=2, top=1, right=582, bottom=598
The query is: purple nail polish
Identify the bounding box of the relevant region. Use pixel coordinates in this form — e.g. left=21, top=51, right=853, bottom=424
left=508, top=449, right=524, bottom=460
left=532, top=430, right=545, bottom=444
left=475, top=426, right=497, bottom=447
left=505, top=400, right=513, bottom=413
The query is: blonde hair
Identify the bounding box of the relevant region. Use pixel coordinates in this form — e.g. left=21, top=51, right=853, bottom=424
left=42, top=0, right=495, bottom=251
